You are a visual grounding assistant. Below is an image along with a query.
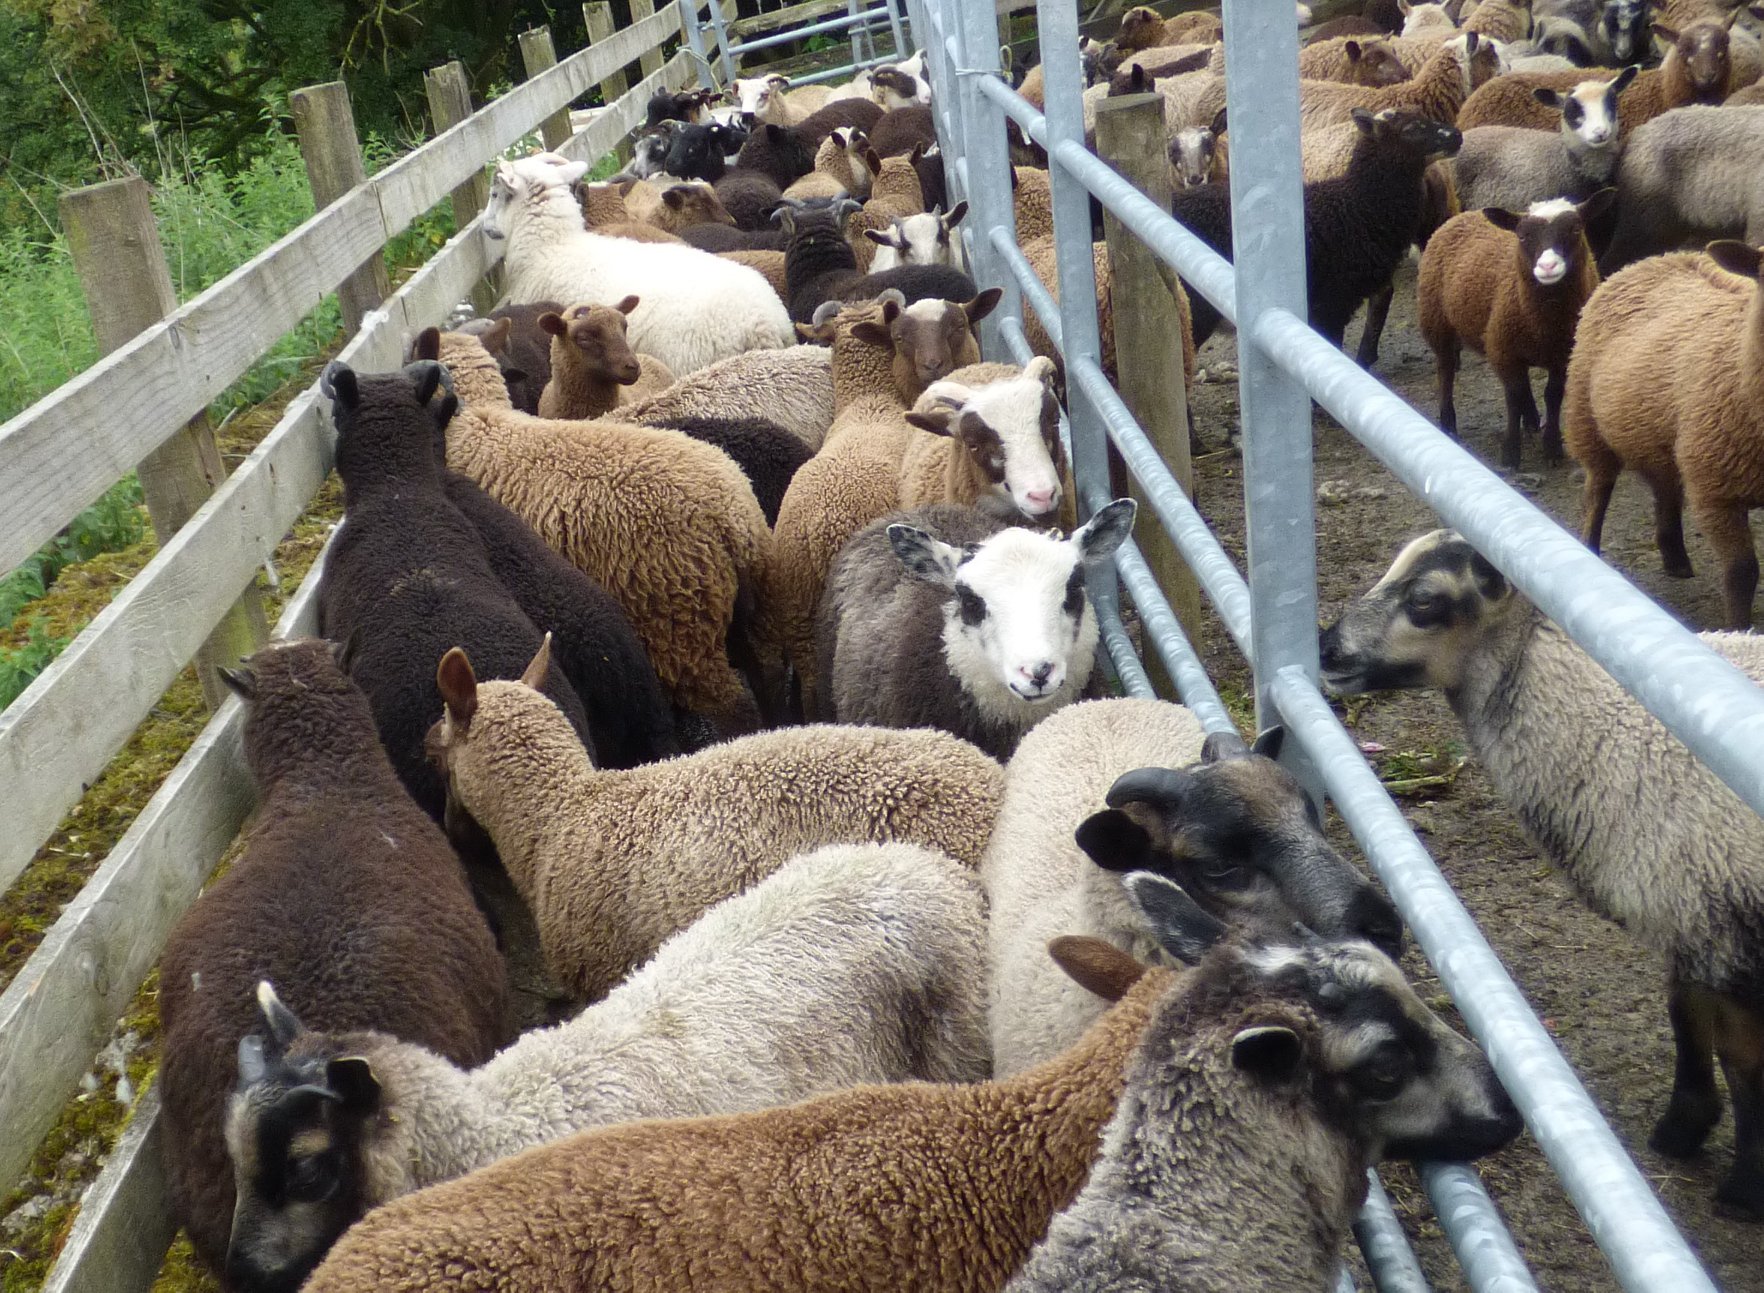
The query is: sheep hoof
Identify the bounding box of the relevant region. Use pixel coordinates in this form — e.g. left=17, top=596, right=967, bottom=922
left=1649, top=1099, right=1721, bottom=1158
left=1714, top=1166, right=1764, bottom=1221
left=1663, top=556, right=1696, bottom=580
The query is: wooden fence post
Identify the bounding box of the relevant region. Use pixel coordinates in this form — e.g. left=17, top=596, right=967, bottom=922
left=518, top=27, right=577, bottom=152
left=59, top=177, right=269, bottom=709
left=632, top=0, right=665, bottom=79
left=1094, top=93, right=1202, bottom=699
left=425, top=61, right=501, bottom=315
left=290, top=81, right=391, bottom=337
left=584, top=3, right=635, bottom=162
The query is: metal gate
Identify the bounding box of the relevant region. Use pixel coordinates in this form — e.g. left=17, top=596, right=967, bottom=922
left=908, top=0, right=1764, bottom=1288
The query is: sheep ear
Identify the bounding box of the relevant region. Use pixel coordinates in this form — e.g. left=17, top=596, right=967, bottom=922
left=320, top=361, right=358, bottom=409
left=863, top=227, right=895, bottom=246
left=1074, top=498, right=1136, bottom=562
left=1481, top=206, right=1524, bottom=232
left=520, top=632, right=553, bottom=690
left=886, top=524, right=961, bottom=586
left=849, top=319, right=894, bottom=347
left=1201, top=729, right=1252, bottom=762
left=1048, top=936, right=1148, bottom=1002
left=1650, top=21, right=1677, bottom=42
left=218, top=665, right=258, bottom=702
left=332, top=626, right=362, bottom=675
left=773, top=205, right=797, bottom=236
left=905, top=410, right=956, bottom=435
left=1532, top=87, right=1563, bottom=107
left=663, top=187, right=686, bottom=209
left=412, top=361, right=444, bottom=406
left=436, top=647, right=479, bottom=730
left=256, top=981, right=304, bottom=1053
left=943, top=200, right=969, bottom=228
left=482, top=317, right=513, bottom=355
left=1073, top=807, right=1159, bottom=873
left=1578, top=187, right=1617, bottom=223
left=538, top=311, right=568, bottom=338
left=1346, top=39, right=1363, bottom=58
left=865, top=148, right=883, bottom=176
left=415, top=327, right=442, bottom=362
left=1707, top=240, right=1764, bottom=280
left=1231, top=1025, right=1307, bottom=1083
left=1350, top=107, right=1376, bottom=135
left=615, top=294, right=641, bottom=315
left=965, top=287, right=1003, bottom=324
left=1124, top=872, right=1229, bottom=965
left=1210, top=107, right=1229, bottom=136
left=1105, top=765, right=1193, bottom=812
left=325, top=1057, right=382, bottom=1113
left=1610, top=64, right=1639, bottom=94
left=1468, top=549, right=1509, bottom=600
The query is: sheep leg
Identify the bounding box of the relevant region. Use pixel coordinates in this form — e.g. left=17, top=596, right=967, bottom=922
left=1695, top=498, right=1761, bottom=629
left=1713, top=998, right=1764, bottom=1219
left=1579, top=458, right=1619, bottom=555
left=1650, top=976, right=1724, bottom=1158
left=1499, top=381, right=1535, bottom=470
left=1434, top=339, right=1461, bottom=439
left=1649, top=478, right=1695, bottom=579
left=1539, top=366, right=1567, bottom=466
left=1355, top=284, right=1394, bottom=369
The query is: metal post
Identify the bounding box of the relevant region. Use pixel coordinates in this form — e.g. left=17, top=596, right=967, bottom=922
left=1220, top=0, right=1322, bottom=783
left=952, top=0, right=1020, bottom=360
left=705, top=0, right=735, bottom=83
left=677, top=0, right=716, bottom=90
left=885, top=0, right=908, bottom=59
left=847, top=0, right=866, bottom=66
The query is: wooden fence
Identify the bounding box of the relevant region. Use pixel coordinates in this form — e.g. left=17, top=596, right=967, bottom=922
left=0, top=6, right=704, bottom=1288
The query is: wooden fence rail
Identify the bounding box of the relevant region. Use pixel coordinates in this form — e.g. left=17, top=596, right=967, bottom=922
left=3, top=30, right=699, bottom=1293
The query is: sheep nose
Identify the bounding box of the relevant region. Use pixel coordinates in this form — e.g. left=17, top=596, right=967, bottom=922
left=1023, top=487, right=1057, bottom=513
left=1018, top=661, right=1057, bottom=690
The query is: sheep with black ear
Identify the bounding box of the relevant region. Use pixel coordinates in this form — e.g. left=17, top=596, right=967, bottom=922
left=983, top=703, right=1406, bottom=1076
left=222, top=840, right=988, bottom=1283
left=1451, top=67, right=1636, bottom=211
left=1601, top=105, right=1764, bottom=270
left=815, top=500, right=1136, bottom=756
left=314, top=360, right=591, bottom=819
left=1006, top=875, right=1522, bottom=1293
left=863, top=202, right=969, bottom=271
left=1168, top=109, right=1230, bottom=189
left=779, top=198, right=866, bottom=322
left=1321, top=528, right=1764, bottom=1218
left=157, top=639, right=507, bottom=1285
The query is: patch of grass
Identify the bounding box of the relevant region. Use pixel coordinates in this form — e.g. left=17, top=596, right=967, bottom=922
left=1375, top=742, right=1468, bottom=797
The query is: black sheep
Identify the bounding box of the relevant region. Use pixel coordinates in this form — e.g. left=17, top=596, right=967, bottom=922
left=469, top=301, right=560, bottom=415
left=781, top=198, right=865, bottom=323
left=735, top=122, right=817, bottom=188
left=680, top=222, right=788, bottom=252
left=792, top=97, right=885, bottom=145
left=1168, top=109, right=1461, bottom=362
left=911, top=142, right=949, bottom=212
left=315, top=361, right=592, bottom=821
left=868, top=104, right=937, bottom=158
left=664, top=123, right=727, bottom=183
left=714, top=168, right=787, bottom=230
left=842, top=263, right=979, bottom=307
left=158, top=638, right=508, bottom=1287
left=642, top=414, right=812, bottom=525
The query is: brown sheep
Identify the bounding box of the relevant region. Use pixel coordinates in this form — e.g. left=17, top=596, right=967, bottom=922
left=848, top=150, right=927, bottom=271
left=575, top=180, right=629, bottom=226
left=644, top=181, right=737, bottom=233
left=536, top=298, right=676, bottom=419
left=1298, top=35, right=1414, bottom=84
left=1164, top=9, right=1224, bottom=42
left=1563, top=240, right=1764, bottom=627
left=431, top=326, right=774, bottom=730
left=1462, top=0, right=1532, bottom=42
left=1297, top=34, right=1499, bottom=129
left=1117, top=4, right=1175, bottom=52
left=1019, top=235, right=1199, bottom=390
left=1418, top=193, right=1612, bottom=469
left=1457, top=18, right=1742, bottom=134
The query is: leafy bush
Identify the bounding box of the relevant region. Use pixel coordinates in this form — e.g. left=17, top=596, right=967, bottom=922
left=0, top=619, right=72, bottom=709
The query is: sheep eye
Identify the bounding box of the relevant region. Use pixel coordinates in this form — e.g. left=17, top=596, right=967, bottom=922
left=1351, top=1048, right=1414, bottom=1099
left=1405, top=587, right=1450, bottom=626
left=285, top=1154, right=339, bottom=1204
left=955, top=586, right=987, bottom=626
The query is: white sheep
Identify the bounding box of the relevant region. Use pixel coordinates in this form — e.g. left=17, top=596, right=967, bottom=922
left=484, top=154, right=794, bottom=376
left=982, top=701, right=1406, bottom=1076
left=222, top=841, right=989, bottom=1287
left=863, top=202, right=969, bottom=272
left=1321, top=528, right=1764, bottom=1218
left=1451, top=68, right=1635, bottom=211
left=817, top=500, right=1137, bottom=759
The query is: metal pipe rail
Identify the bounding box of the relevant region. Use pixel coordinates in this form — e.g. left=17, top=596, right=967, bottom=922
left=681, top=0, right=907, bottom=85
left=915, top=0, right=1731, bottom=1289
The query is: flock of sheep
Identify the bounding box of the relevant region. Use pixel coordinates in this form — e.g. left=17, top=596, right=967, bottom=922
left=131, top=4, right=1764, bottom=1291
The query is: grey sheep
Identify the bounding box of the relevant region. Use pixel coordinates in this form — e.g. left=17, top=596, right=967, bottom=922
left=1602, top=104, right=1764, bottom=270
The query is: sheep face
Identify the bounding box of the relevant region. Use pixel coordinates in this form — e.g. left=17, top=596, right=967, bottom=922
left=887, top=499, right=1134, bottom=711
left=905, top=354, right=1065, bottom=519
left=1482, top=194, right=1610, bottom=288
left=1077, top=734, right=1406, bottom=959
left=1117, top=5, right=1167, bottom=51
left=850, top=291, right=994, bottom=394
left=484, top=155, right=589, bottom=241
left=1660, top=19, right=1734, bottom=97
left=658, top=179, right=735, bottom=227
left=1345, top=39, right=1412, bottom=85
left=1600, top=0, right=1649, bottom=63
left=223, top=985, right=381, bottom=1293
left=738, top=74, right=793, bottom=124
left=865, top=204, right=969, bottom=267
left=1318, top=529, right=1513, bottom=695
left=664, top=129, right=729, bottom=184
left=543, top=298, right=643, bottom=385
left=871, top=66, right=927, bottom=109
left=1534, top=68, right=1634, bottom=152
left=1354, top=107, right=1463, bottom=164
left=1168, top=123, right=1222, bottom=189
left=630, top=123, right=681, bottom=179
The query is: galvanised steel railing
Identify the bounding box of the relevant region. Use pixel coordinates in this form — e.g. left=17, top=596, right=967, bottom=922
left=910, top=0, right=1738, bottom=1289
left=678, top=0, right=910, bottom=88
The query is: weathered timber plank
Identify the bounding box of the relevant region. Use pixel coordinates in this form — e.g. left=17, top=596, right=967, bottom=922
left=38, top=1089, right=172, bottom=1293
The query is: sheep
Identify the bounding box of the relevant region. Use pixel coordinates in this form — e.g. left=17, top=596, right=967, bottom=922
left=719, top=247, right=790, bottom=303
left=631, top=413, right=811, bottom=525
left=1107, top=43, right=1217, bottom=93
left=1173, top=109, right=1463, bottom=360
left=1298, top=35, right=1416, bottom=82
left=769, top=295, right=991, bottom=713
left=734, top=74, right=833, bottom=126
left=624, top=123, right=679, bottom=179
left=1312, top=14, right=1398, bottom=40
left=485, top=155, right=793, bottom=377
left=535, top=299, right=674, bottom=419
left=1456, top=18, right=1742, bottom=132
left=1601, top=105, right=1764, bottom=269
left=735, top=122, right=818, bottom=189
left=1418, top=193, right=1613, bottom=467
left=427, top=328, right=775, bottom=731
left=789, top=96, right=887, bottom=144
left=1450, top=67, right=1635, bottom=211
left=1564, top=239, right=1764, bottom=629
left=714, top=167, right=787, bottom=230
left=303, top=908, right=1519, bottom=1293
left=646, top=87, right=717, bottom=127
left=841, top=262, right=979, bottom=306
left=1168, top=109, right=1230, bottom=188
left=427, top=637, right=1004, bottom=1001
left=619, top=343, right=836, bottom=452
left=158, top=639, right=507, bottom=1282
left=984, top=703, right=1406, bottom=1076
left=780, top=197, right=866, bottom=322
left=460, top=300, right=561, bottom=415
left=864, top=202, right=969, bottom=271
left=871, top=65, right=929, bottom=109
left=915, top=140, right=951, bottom=211
left=222, top=841, right=990, bottom=1286
left=1004, top=890, right=1521, bottom=1292
left=847, top=151, right=929, bottom=270
left=643, top=179, right=736, bottom=231
left=1321, top=527, right=1764, bottom=1217
left=817, top=499, right=1136, bottom=754
left=1165, top=8, right=1225, bottom=42
left=314, top=360, right=592, bottom=817
left=1020, top=234, right=1199, bottom=387
left=680, top=221, right=789, bottom=252
left=661, top=125, right=732, bottom=182
left=867, top=103, right=938, bottom=157
left=821, top=126, right=875, bottom=199
left=1295, top=33, right=1499, bottom=129
left=1116, top=4, right=1175, bottom=52
left=1465, top=0, right=1534, bottom=41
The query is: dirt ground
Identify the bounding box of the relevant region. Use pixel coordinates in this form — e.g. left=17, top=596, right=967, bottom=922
left=1180, top=257, right=1760, bottom=1291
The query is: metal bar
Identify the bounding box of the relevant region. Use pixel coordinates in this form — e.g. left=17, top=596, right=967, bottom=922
left=1094, top=594, right=1155, bottom=699
left=705, top=0, right=735, bottom=81
left=847, top=0, right=865, bottom=65
left=952, top=0, right=1018, bottom=358
left=884, top=0, right=907, bottom=62
left=1270, top=668, right=1719, bottom=1292
left=1253, top=305, right=1764, bottom=834
left=1419, top=1163, right=1538, bottom=1292
left=1356, top=1172, right=1433, bottom=1293
left=725, top=6, right=892, bottom=55
left=1111, top=539, right=1236, bottom=735
left=991, top=227, right=1059, bottom=356
left=677, top=0, right=716, bottom=89
left=784, top=51, right=901, bottom=84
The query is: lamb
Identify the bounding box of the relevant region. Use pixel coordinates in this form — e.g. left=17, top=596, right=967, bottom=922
left=428, top=637, right=1004, bottom=1000
left=714, top=167, right=786, bottom=229
left=870, top=65, right=929, bottom=109
left=1172, top=109, right=1463, bottom=360
left=643, top=178, right=737, bottom=230
left=303, top=905, right=1519, bottom=1293
left=816, top=500, right=1135, bottom=754
left=222, top=841, right=990, bottom=1287
left=1168, top=109, right=1231, bottom=188
left=780, top=197, right=866, bottom=322
left=464, top=300, right=561, bottom=415
left=158, top=639, right=507, bottom=1282
left=661, top=126, right=734, bottom=182
left=428, top=328, right=775, bottom=730
left=1418, top=193, right=1613, bottom=467
left=1450, top=68, right=1635, bottom=211
left=1465, top=0, right=1534, bottom=40
left=1455, top=19, right=1742, bottom=133
left=735, top=74, right=834, bottom=126
left=1295, top=33, right=1499, bottom=128
left=486, top=155, right=793, bottom=376
left=864, top=202, right=969, bottom=271
left=314, top=360, right=592, bottom=816
left=619, top=343, right=836, bottom=451
left=866, top=103, right=938, bottom=157
left=1321, top=528, right=1764, bottom=1216
left=1601, top=105, right=1764, bottom=269
left=1004, top=894, right=1520, bottom=1292
left=984, top=703, right=1405, bottom=1076
left=822, top=126, right=876, bottom=198
left=535, top=298, right=675, bottom=418
left=1298, top=35, right=1416, bottom=82
left=646, top=87, right=717, bottom=127
left=1563, top=240, right=1764, bottom=629
left=731, top=123, right=818, bottom=190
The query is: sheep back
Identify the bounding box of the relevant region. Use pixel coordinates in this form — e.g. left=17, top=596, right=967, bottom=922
left=718, top=248, right=790, bottom=304
left=1604, top=105, right=1764, bottom=267
left=639, top=413, right=812, bottom=524
left=622, top=344, right=835, bottom=451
